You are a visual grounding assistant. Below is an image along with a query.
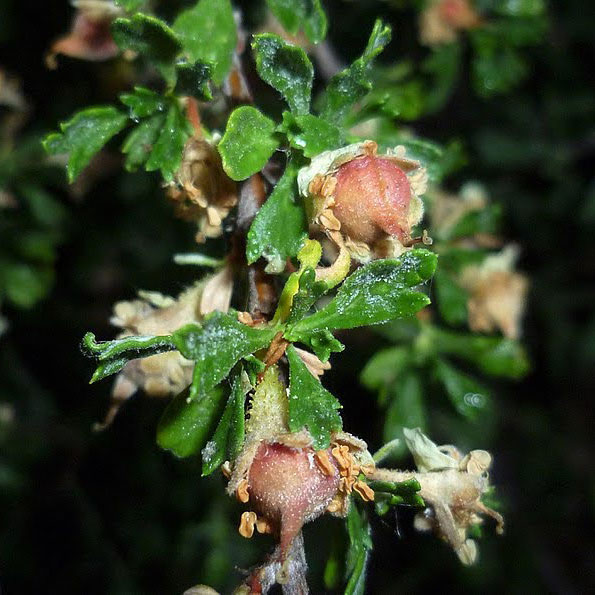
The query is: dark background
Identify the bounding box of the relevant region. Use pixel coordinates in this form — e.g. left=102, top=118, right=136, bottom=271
left=0, top=0, right=594, bottom=593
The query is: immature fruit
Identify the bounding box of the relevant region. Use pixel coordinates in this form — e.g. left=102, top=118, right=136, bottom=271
left=333, top=155, right=412, bottom=245
left=248, top=442, right=339, bottom=556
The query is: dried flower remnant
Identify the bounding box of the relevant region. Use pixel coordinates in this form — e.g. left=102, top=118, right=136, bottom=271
left=428, top=182, right=489, bottom=240
left=460, top=245, right=529, bottom=340
left=368, top=428, right=503, bottom=565
left=298, top=141, right=428, bottom=263
left=46, top=1, right=122, bottom=68
left=167, top=138, right=238, bottom=243
left=97, top=269, right=233, bottom=428
left=420, top=0, right=482, bottom=46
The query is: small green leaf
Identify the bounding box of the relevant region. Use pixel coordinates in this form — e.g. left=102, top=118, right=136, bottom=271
left=202, top=369, right=247, bottom=475
left=172, top=312, right=277, bottom=400
left=174, top=61, right=213, bottom=101
left=421, top=43, right=461, bottom=114
left=434, top=359, right=491, bottom=420
left=494, top=0, right=545, bottom=18
left=121, top=113, right=166, bottom=171
left=383, top=372, right=426, bottom=445
left=2, top=262, right=53, bottom=309
left=430, top=327, right=530, bottom=379
left=285, top=267, right=328, bottom=325
left=114, top=0, right=146, bottom=10
left=344, top=502, right=372, bottom=595
left=280, top=112, right=342, bottom=158
left=145, top=99, right=192, bottom=182
left=173, top=0, right=236, bottom=85
left=119, top=87, right=166, bottom=119
left=81, top=332, right=177, bottom=382
left=287, top=344, right=342, bottom=449
left=360, top=346, right=411, bottom=404
left=246, top=160, right=307, bottom=272
left=218, top=106, right=280, bottom=181
left=266, top=0, right=327, bottom=43
left=252, top=34, right=314, bottom=115
left=43, top=106, right=129, bottom=183
left=434, top=268, right=468, bottom=326
left=286, top=250, right=437, bottom=341
left=111, top=14, right=182, bottom=80
left=319, top=19, right=391, bottom=124
left=157, top=386, right=226, bottom=458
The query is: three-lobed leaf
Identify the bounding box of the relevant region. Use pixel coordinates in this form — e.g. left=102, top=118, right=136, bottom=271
left=218, top=106, right=280, bottom=181
left=172, top=312, right=277, bottom=400
left=286, top=250, right=437, bottom=343
left=319, top=19, right=391, bottom=124
left=246, top=159, right=308, bottom=272
left=287, top=344, right=342, bottom=449
left=252, top=34, right=314, bottom=115
left=111, top=13, right=182, bottom=81
left=43, top=107, right=129, bottom=182
left=173, top=0, right=236, bottom=85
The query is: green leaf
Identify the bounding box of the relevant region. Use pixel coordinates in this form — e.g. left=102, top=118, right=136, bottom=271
left=81, top=332, right=177, bottom=382
left=434, top=358, right=491, bottom=420
left=280, top=112, right=342, bottom=158
left=494, top=0, right=545, bottom=18
left=246, top=159, right=307, bottom=272
left=319, top=19, right=391, bottom=124
left=145, top=99, right=192, bottom=182
left=422, top=43, right=461, bottom=114
left=285, top=267, right=328, bottom=325
left=114, top=0, right=146, bottom=11
left=266, top=0, right=327, bottom=43
left=173, top=0, right=236, bottom=85
left=286, top=250, right=437, bottom=343
left=360, top=346, right=411, bottom=405
left=201, top=369, right=247, bottom=475
left=252, top=34, right=313, bottom=115
left=344, top=502, right=372, bottom=595
left=218, top=106, right=280, bottom=181
left=286, top=344, right=342, bottom=449
left=121, top=113, right=166, bottom=171
left=174, top=60, right=213, bottom=101
left=171, top=312, right=277, bottom=400
left=2, top=262, right=53, bottom=309
left=119, top=87, right=166, bottom=119
left=383, top=372, right=426, bottom=445
left=471, top=41, right=527, bottom=97
left=111, top=14, right=182, bottom=80
left=434, top=268, right=468, bottom=326
left=430, top=327, right=530, bottom=379
left=43, top=106, right=129, bottom=182
left=157, top=386, right=226, bottom=458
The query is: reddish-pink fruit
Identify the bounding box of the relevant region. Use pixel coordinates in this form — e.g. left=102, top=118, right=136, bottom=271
left=333, top=156, right=412, bottom=244
left=248, top=443, right=339, bottom=556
